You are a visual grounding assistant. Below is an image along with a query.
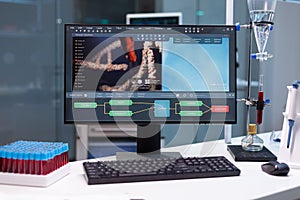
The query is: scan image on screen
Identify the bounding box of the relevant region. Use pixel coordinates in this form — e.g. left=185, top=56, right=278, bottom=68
left=73, top=37, right=162, bottom=92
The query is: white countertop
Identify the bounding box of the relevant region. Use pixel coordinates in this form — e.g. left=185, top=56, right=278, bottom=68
left=1, top=132, right=300, bottom=200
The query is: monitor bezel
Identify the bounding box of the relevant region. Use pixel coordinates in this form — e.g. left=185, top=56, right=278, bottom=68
left=64, top=24, right=237, bottom=125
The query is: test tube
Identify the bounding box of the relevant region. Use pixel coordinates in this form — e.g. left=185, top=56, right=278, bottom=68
left=40, top=151, right=48, bottom=175
left=24, top=152, right=29, bottom=174
left=54, top=145, right=59, bottom=170
left=47, top=151, right=52, bottom=174
left=29, top=151, right=35, bottom=174
left=0, top=150, right=6, bottom=172
left=6, top=151, right=12, bottom=173
left=17, top=151, right=24, bottom=174
left=35, top=152, right=41, bottom=175
left=257, top=91, right=264, bottom=125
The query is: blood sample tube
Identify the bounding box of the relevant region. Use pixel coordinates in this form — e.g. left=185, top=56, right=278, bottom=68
left=29, top=151, right=35, bottom=174
left=40, top=151, right=47, bottom=175
left=34, top=152, right=41, bottom=175
left=11, top=152, right=17, bottom=173
left=24, top=152, right=30, bottom=174
left=53, top=147, right=59, bottom=170
left=17, top=151, right=24, bottom=174
left=6, top=151, right=12, bottom=173
left=0, top=150, right=6, bottom=172
left=58, top=145, right=63, bottom=168
left=51, top=151, right=55, bottom=173
left=0, top=149, right=3, bottom=172
left=48, top=152, right=52, bottom=174
left=63, top=143, right=69, bottom=165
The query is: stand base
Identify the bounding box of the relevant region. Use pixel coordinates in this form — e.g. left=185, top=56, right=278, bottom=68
left=0, top=163, right=70, bottom=187
left=116, top=151, right=182, bottom=160
left=227, top=145, right=277, bottom=162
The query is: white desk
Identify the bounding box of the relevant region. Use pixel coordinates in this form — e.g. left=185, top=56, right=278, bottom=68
left=1, top=132, right=300, bottom=200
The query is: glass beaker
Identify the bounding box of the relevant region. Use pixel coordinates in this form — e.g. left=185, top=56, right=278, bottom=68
left=247, top=0, right=277, bottom=60
left=248, top=0, right=277, bottom=23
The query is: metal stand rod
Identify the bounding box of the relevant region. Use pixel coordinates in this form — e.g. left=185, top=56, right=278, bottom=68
left=245, top=22, right=253, bottom=133
left=247, top=23, right=253, bottom=100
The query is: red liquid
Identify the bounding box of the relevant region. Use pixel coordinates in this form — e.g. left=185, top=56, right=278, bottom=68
left=12, top=158, right=18, bottom=173
left=41, top=160, right=48, bottom=175
left=7, top=158, right=12, bottom=173
left=18, top=159, right=25, bottom=174
left=35, top=160, right=41, bottom=175
left=0, top=158, right=2, bottom=172
left=3, top=158, right=9, bottom=172
left=1, top=158, right=6, bottom=172
left=53, top=154, right=57, bottom=170
left=24, top=160, right=30, bottom=174
left=29, top=159, right=35, bottom=174
left=63, top=151, right=69, bottom=165
left=257, top=91, right=264, bottom=125
left=47, top=158, right=53, bottom=174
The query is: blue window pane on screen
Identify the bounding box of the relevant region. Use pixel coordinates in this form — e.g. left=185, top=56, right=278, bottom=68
left=162, top=37, right=229, bottom=92
left=154, top=100, right=170, bottom=117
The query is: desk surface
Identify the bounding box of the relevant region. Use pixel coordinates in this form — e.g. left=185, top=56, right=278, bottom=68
left=1, top=132, right=300, bottom=200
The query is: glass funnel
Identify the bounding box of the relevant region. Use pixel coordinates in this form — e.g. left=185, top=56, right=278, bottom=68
left=247, top=0, right=277, bottom=60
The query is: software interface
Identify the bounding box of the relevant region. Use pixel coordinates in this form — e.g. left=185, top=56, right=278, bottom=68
left=65, top=25, right=236, bottom=123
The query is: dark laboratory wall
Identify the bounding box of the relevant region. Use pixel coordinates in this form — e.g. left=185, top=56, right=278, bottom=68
left=0, top=0, right=76, bottom=160
left=0, top=1, right=57, bottom=143
left=0, top=0, right=159, bottom=160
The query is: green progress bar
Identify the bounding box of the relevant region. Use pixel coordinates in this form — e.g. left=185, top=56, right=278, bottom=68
left=179, top=111, right=203, bottom=117
left=109, top=111, right=133, bottom=117
left=179, top=101, right=203, bottom=107
left=109, top=100, right=133, bottom=106
left=74, top=102, right=97, bottom=109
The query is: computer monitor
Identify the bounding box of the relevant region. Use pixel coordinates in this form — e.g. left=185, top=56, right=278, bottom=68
left=126, top=12, right=182, bottom=25
left=64, top=24, right=236, bottom=155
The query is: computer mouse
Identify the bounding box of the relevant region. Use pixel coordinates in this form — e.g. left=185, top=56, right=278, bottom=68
left=261, top=161, right=290, bottom=176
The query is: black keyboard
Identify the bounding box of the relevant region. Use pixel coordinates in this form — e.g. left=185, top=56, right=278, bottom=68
left=83, top=156, right=240, bottom=185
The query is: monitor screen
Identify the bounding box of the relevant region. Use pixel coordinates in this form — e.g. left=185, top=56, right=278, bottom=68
left=126, top=12, right=182, bottom=25
left=64, top=24, right=236, bottom=125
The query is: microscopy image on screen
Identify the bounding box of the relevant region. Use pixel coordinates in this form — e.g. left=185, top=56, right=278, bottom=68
left=73, top=37, right=162, bottom=92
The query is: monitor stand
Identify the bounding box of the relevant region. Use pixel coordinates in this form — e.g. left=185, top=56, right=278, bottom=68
left=116, top=124, right=182, bottom=160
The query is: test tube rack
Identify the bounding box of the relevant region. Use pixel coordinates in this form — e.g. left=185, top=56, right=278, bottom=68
left=0, top=141, right=71, bottom=187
